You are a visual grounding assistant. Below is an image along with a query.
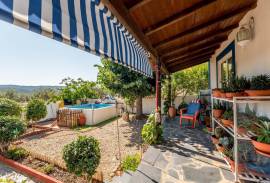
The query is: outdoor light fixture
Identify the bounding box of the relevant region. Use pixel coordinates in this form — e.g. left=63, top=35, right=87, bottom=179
left=236, top=17, right=255, bottom=47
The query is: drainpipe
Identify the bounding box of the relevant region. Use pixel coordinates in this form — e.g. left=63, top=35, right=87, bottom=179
left=155, top=57, right=161, bottom=124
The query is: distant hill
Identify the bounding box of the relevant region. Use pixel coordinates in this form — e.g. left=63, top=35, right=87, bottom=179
left=0, top=85, right=61, bottom=94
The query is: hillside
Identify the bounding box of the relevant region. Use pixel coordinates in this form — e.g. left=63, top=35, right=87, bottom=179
left=0, top=85, right=61, bottom=94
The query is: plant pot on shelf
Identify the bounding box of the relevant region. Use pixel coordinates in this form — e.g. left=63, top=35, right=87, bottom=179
left=245, top=89, right=270, bottom=96
left=251, top=137, right=270, bottom=155
left=211, top=135, right=219, bottom=144
left=213, top=109, right=224, bottom=118
left=217, top=144, right=225, bottom=153
left=220, top=92, right=226, bottom=98
left=221, top=119, right=233, bottom=127
left=225, top=92, right=238, bottom=99
left=237, top=126, right=247, bottom=135
left=78, top=113, right=86, bottom=126
left=212, top=89, right=222, bottom=97
left=168, top=106, right=176, bottom=118
left=225, top=157, right=245, bottom=173
left=207, top=127, right=212, bottom=133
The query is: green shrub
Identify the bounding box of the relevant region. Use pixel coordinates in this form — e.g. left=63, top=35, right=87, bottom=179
left=141, top=113, right=163, bottom=145
left=63, top=136, right=100, bottom=178
left=0, top=178, right=15, bottom=183
left=163, top=100, right=170, bottom=115
left=121, top=153, right=141, bottom=172
left=6, top=147, right=28, bottom=160
left=0, top=98, right=22, bottom=117
left=40, top=164, right=54, bottom=175
left=26, top=99, right=47, bottom=122
left=0, top=116, right=26, bottom=153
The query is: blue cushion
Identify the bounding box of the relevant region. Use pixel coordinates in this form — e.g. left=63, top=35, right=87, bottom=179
left=186, top=103, right=200, bottom=115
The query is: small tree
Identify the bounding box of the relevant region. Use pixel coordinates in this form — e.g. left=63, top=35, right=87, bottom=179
left=63, top=136, right=100, bottom=178
left=0, top=98, right=22, bottom=117
left=96, top=58, right=155, bottom=116
left=0, top=116, right=26, bottom=153
left=26, top=99, right=47, bottom=123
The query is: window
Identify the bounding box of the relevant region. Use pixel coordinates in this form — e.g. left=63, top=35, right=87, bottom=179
left=216, top=41, right=235, bottom=88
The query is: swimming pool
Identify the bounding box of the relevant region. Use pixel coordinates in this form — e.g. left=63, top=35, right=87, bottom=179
left=66, top=103, right=117, bottom=125
left=67, top=103, right=113, bottom=109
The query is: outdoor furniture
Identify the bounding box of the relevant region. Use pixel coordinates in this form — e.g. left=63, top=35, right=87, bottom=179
left=179, top=99, right=201, bottom=128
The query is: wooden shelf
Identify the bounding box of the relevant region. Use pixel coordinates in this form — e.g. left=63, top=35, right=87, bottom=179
left=212, top=96, right=270, bottom=104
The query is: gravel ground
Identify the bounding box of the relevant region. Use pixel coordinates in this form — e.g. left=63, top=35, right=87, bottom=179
left=19, top=118, right=146, bottom=182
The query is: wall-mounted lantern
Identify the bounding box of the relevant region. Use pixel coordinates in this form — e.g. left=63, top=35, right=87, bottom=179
left=236, top=17, right=255, bottom=47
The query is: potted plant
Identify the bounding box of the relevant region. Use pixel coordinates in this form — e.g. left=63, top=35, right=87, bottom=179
left=212, top=88, right=222, bottom=97
left=78, top=112, right=86, bottom=126
left=245, top=74, right=270, bottom=96
left=168, top=104, right=176, bottom=119
left=122, top=111, right=130, bottom=122
left=213, top=102, right=225, bottom=118
left=223, top=148, right=245, bottom=172
left=221, top=110, right=233, bottom=127
left=211, top=127, right=224, bottom=144
left=251, top=120, right=270, bottom=155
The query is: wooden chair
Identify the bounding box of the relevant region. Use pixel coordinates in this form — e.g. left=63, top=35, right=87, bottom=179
left=179, top=99, right=201, bottom=128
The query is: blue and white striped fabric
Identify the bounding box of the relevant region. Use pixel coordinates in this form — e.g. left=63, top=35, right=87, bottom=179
left=0, top=0, right=152, bottom=77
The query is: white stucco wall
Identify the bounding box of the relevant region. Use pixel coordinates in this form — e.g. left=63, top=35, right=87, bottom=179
left=209, top=0, right=270, bottom=118
left=210, top=0, right=270, bottom=88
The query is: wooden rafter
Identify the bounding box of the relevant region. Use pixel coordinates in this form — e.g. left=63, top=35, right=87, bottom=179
left=164, top=43, right=220, bottom=63
left=144, top=0, right=217, bottom=36
left=159, top=23, right=238, bottom=55
left=129, top=0, right=152, bottom=13
left=101, top=0, right=169, bottom=74
left=167, top=51, right=214, bottom=68
left=154, top=3, right=256, bottom=49
left=170, top=58, right=210, bottom=73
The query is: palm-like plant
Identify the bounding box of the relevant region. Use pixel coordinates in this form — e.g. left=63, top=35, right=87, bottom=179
left=256, top=120, right=270, bottom=144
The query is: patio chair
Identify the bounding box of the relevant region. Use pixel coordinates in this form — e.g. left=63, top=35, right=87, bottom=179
left=179, top=99, right=201, bottom=128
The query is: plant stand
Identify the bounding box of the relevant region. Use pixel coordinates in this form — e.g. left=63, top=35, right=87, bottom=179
left=211, top=96, right=270, bottom=182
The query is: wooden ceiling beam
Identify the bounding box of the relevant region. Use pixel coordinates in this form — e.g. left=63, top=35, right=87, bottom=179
left=159, top=23, right=238, bottom=55
left=167, top=51, right=214, bottom=68
left=154, top=3, right=256, bottom=49
left=129, top=0, right=152, bottom=13
left=101, top=0, right=169, bottom=74
left=164, top=43, right=220, bottom=63
left=144, top=0, right=217, bottom=36
left=170, top=58, right=210, bottom=73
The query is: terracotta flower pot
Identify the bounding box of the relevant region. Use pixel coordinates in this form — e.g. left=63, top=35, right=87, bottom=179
left=213, top=109, right=224, bottom=118
left=220, top=92, right=226, bottom=98
left=217, top=144, right=225, bottom=153
left=211, top=135, right=219, bottom=144
left=207, top=127, right=212, bottom=133
left=251, top=137, right=270, bottom=155
left=225, top=157, right=245, bottom=172
left=122, top=112, right=130, bottom=122
left=221, top=119, right=233, bottom=127
left=245, top=89, right=270, bottom=96
left=168, top=106, right=176, bottom=118
left=212, top=89, right=222, bottom=97
left=225, top=92, right=238, bottom=99
left=78, top=113, right=86, bottom=126
left=237, top=126, right=247, bottom=135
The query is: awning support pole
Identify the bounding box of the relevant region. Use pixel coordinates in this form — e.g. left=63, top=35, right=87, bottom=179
left=155, top=57, right=161, bottom=123
left=168, top=74, right=172, bottom=106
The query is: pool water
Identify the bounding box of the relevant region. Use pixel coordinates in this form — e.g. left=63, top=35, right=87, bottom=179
left=67, top=103, right=113, bottom=109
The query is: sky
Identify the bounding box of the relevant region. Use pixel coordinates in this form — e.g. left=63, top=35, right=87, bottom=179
left=0, top=21, right=100, bottom=86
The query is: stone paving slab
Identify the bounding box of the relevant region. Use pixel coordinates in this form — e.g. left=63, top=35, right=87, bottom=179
left=0, top=163, right=35, bottom=183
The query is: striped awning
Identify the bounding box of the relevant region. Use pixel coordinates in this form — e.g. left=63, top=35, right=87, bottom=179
left=0, top=0, right=152, bottom=77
